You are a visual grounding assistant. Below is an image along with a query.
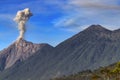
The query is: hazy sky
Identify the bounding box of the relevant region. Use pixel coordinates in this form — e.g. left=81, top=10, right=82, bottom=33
left=0, top=0, right=120, bottom=50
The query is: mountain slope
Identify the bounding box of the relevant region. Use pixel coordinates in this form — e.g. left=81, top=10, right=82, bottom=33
left=1, top=25, right=120, bottom=80
left=0, top=42, right=54, bottom=80
left=52, top=25, right=120, bottom=75
left=0, top=39, right=50, bottom=70
left=52, top=62, right=120, bottom=80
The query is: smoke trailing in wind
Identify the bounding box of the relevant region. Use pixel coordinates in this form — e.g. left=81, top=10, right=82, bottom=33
left=14, top=8, right=33, bottom=41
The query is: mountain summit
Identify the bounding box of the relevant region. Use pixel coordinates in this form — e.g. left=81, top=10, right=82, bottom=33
left=85, top=25, right=109, bottom=31
left=53, top=24, right=120, bottom=76
left=1, top=25, right=120, bottom=80
left=0, top=39, right=52, bottom=70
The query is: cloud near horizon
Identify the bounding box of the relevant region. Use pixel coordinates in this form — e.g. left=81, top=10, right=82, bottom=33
left=53, top=0, right=120, bottom=32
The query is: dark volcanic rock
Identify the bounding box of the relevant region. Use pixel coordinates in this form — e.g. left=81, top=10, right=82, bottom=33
left=0, top=39, right=51, bottom=70
left=52, top=25, right=120, bottom=75
left=0, top=40, right=54, bottom=80
left=1, top=25, right=120, bottom=80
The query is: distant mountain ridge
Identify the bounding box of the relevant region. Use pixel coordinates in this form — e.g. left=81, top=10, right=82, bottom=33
left=0, top=25, right=120, bottom=80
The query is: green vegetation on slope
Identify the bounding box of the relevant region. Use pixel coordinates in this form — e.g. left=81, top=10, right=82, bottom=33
left=52, top=62, right=120, bottom=80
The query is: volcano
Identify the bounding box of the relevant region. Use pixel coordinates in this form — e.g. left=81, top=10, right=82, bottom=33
left=0, top=39, right=53, bottom=70
left=1, top=25, right=120, bottom=80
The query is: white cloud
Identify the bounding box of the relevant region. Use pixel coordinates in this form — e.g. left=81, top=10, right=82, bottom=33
left=0, top=14, right=16, bottom=28
left=53, top=0, right=120, bottom=32
left=1, top=0, right=120, bottom=32
left=69, top=0, right=120, bottom=10
left=0, top=14, right=14, bottom=20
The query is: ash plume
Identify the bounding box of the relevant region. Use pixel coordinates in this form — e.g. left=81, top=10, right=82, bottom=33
left=14, top=8, right=33, bottom=41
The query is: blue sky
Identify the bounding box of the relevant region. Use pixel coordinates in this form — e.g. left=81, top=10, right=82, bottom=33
left=0, top=0, right=120, bottom=50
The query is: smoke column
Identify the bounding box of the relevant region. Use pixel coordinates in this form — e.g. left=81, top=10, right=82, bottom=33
left=14, top=8, right=33, bottom=41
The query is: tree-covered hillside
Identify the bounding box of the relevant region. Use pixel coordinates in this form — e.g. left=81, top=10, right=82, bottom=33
left=52, top=62, right=120, bottom=80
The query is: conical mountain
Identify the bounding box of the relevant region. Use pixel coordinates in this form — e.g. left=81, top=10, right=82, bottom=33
left=1, top=25, right=120, bottom=80
left=0, top=39, right=53, bottom=70
left=53, top=25, right=120, bottom=74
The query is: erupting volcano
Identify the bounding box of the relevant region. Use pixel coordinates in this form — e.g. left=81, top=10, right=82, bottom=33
left=14, top=8, right=33, bottom=41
